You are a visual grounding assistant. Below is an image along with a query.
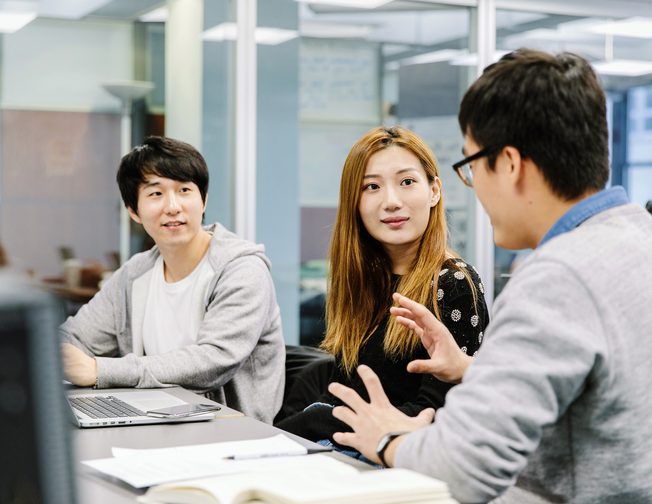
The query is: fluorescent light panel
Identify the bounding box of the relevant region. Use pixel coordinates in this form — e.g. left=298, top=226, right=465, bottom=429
left=294, top=0, right=393, bottom=8
left=593, top=59, right=652, bottom=77
left=139, top=6, right=168, bottom=23
left=503, top=27, right=599, bottom=43
left=450, top=50, right=510, bottom=66
left=0, top=11, right=36, bottom=33
left=400, top=49, right=465, bottom=66
left=203, top=23, right=298, bottom=45
left=37, top=0, right=112, bottom=20
left=300, top=20, right=373, bottom=38
left=588, top=17, right=652, bottom=39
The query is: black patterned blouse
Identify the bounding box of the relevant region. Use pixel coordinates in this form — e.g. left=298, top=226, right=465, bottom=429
left=277, top=258, right=489, bottom=443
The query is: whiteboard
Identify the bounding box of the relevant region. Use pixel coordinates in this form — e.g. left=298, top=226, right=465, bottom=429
left=300, top=121, right=376, bottom=207
left=300, top=38, right=381, bottom=123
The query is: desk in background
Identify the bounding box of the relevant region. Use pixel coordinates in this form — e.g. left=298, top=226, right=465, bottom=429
left=39, top=279, right=98, bottom=304
left=38, top=277, right=99, bottom=316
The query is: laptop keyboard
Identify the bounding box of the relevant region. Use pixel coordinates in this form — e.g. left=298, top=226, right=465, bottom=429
left=69, top=395, right=145, bottom=419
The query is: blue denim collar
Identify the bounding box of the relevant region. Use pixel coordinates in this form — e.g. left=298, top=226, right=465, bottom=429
left=538, top=186, right=629, bottom=247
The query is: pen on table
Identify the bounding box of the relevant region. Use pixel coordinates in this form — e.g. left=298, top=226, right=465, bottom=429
left=224, top=447, right=331, bottom=460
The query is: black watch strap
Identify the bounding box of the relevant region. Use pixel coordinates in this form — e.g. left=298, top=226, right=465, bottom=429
left=376, top=431, right=408, bottom=467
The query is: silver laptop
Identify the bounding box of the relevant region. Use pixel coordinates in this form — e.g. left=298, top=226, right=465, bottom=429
left=67, top=390, right=218, bottom=428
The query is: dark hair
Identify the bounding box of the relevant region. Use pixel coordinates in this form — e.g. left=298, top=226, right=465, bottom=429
left=458, top=48, right=609, bottom=200
left=646, top=200, right=652, bottom=215
left=116, top=136, right=209, bottom=212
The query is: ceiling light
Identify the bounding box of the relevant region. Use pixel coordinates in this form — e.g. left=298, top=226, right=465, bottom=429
left=204, top=23, right=237, bottom=41
left=400, top=49, right=466, bottom=66
left=588, top=17, right=652, bottom=39
left=37, top=0, right=112, bottom=19
left=450, top=51, right=510, bottom=66
left=203, top=23, right=298, bottom=45
left=0, top=11, right=36, bottom=33
left=139, top=6, right=168, bottom=23
left=502, top=27, right=600, bottom=44
left=294, top=0, right=393, bottom=9
left=254, top=27, right=298, bottom=45
left=592, top=59, right=652, bottom=77
left=300, top=20, right=373, bottom=39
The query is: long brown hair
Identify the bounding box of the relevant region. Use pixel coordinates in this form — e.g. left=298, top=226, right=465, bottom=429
left=321, top=126, right=475, bottom=374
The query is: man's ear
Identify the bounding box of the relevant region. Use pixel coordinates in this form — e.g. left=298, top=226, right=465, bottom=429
left=126, top=206, right=142, bottom=224
left=201, top=195, right=208, bottom=224
left=502, top=146, right=525, bottom=188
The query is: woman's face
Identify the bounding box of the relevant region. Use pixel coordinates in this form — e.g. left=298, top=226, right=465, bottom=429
left=358, top=145, right=440, bottom=268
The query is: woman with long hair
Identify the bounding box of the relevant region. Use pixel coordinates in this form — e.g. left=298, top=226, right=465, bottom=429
left=277, top=126, right=488, bottom=450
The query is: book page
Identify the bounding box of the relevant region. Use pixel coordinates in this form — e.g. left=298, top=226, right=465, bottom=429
left=139, top=456, right=360, bottom=504
left=248, top=468, right=452, bottom=504
left=83, top=434, right=312, bottom=488
left=140, top=467, right=454, bottom=504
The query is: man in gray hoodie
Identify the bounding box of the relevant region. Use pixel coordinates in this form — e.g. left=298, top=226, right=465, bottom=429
left=61, top=136, right=284, bottom=423
left=327, top=49, right=652, bottom=502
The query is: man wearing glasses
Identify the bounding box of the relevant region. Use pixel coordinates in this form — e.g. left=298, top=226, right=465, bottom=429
left=327, top=49, right=652, bottom=503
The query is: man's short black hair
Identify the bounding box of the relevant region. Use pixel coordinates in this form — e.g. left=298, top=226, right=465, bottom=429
left=116, top=136, right=209, bottom=213
left=458, top=48, right=609, bottom=200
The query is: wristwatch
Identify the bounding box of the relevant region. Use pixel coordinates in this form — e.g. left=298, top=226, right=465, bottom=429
left=376, top=431, right=408, bottom=467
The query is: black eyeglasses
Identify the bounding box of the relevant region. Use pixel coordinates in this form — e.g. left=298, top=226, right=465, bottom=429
left=452, top=145, right=502, bottom=188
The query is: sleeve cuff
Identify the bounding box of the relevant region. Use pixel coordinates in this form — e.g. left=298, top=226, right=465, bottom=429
left=95, top=355, right=139, bottom=389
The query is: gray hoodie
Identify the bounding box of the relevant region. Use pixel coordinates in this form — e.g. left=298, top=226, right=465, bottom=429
left=61, top=223, right=285, bottom=423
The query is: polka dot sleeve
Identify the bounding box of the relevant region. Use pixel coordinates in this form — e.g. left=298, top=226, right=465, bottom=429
left=436, top=260, right=489, bottom=357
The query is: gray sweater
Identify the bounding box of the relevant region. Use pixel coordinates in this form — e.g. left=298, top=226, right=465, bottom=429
left=61, top=223, right=285, bottom=424
left=395, top=203, right=652, bottom=503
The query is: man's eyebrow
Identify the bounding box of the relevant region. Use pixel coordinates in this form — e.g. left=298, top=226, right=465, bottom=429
left=141, top=180, right=161, bottom=189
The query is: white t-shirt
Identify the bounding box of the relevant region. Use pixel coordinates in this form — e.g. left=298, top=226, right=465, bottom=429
left=142, top=254, right=214, bottom=355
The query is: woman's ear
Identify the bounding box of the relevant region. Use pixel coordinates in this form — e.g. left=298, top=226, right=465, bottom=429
left=430, top=177, right=442, bottom=207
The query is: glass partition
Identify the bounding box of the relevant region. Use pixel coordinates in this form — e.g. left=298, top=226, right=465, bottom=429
left=4, top=1, right=650, bottom=342
left=493, top=6, right=652, bottom=297
left=295, top=2, right=478, bottom=345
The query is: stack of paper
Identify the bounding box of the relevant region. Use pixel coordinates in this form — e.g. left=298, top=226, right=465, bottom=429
left=83, top=434, right=317, bottom=488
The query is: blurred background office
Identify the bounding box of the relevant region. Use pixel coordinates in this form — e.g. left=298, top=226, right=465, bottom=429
left=1, top=0, right=652, bottom=346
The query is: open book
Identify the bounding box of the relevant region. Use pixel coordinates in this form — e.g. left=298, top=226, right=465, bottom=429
left=138, top=465, right=458, bottom=504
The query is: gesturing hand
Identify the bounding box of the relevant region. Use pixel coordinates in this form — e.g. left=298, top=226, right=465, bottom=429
left=328, top=365, right=435, bottom=466
left=391, top=292, right=473, bottom=383
left=61, top=343, right=97, bottom=387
